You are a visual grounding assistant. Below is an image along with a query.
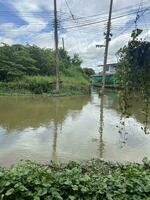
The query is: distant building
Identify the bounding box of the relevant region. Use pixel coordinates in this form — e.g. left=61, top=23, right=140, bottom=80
left=98, top=63, right=117, bottom=75
left=91, top=63, right=118, bottom=86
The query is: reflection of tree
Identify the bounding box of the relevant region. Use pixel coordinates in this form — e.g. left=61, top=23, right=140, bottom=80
left=0, top=95, right=90, bottom=131
left=101, top=92, right=150, bottom=128
left=99, top=95, right=105, bottom=159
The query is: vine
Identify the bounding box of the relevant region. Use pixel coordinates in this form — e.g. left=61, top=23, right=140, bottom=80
left=117, top=29, right=150, bottom=134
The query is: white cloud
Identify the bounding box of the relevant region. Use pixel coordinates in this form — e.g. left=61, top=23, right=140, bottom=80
left=1, top=0, right=150, bottom=69
left=31, top=32, right=54, bottom=48
left=0, top=36, right=14, bottom=45
left=1, top=21, right=48, bottom=39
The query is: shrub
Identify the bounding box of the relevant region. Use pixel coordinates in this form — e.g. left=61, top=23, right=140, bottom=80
left=0, top=159, right=150, bottom=200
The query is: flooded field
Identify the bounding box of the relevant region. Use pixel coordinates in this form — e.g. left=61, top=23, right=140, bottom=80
left=0, top=91, right=150, bottom=167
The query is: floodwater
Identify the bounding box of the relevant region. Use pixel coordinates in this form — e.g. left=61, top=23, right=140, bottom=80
left=0, top=91, right=150, bottom=167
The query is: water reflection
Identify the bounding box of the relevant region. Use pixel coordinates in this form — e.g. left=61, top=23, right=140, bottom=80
left=52, top=122, right=58, bottom=162
left=0, top=96, right=90, bottom=131
left=99, top=95, right=105, bottom=159
left=0, top=92, right=150, bottom=167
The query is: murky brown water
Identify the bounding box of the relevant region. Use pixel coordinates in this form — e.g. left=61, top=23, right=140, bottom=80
left=0, top=91, right=150, bottom=167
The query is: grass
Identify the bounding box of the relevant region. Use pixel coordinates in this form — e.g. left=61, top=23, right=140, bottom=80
left=0, top=69, right=90, bottom=96
left=61, top=67, right=89, bottom=85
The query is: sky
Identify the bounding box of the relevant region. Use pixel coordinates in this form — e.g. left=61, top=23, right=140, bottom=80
left=0, top=0, right=150, bottom=71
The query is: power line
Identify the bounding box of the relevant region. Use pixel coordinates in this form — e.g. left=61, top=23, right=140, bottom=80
left=0, top=3, right=149, bottom=21
left=64, top=0, right=75, bottom=20
left=0, top=2, right=149, bottom=45
left=63, top=0, right=88, bottom=54
left=0, top=6, right=149, bottom=29
left=117, top=6, right=150, bottom=37
left=62, top=7, right=150, bottom=30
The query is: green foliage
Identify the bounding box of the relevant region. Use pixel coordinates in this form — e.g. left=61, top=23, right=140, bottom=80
left=0, top=76, right=55, bottom=94
left=0, top=159, right=150, bottom=200
left=131, top=28, right=143, bottom=40
left=83, top=68, right=95, bottom=77
left=59, top=48, right=72, bottom=70
left=117, top=30, right=150, bottom=133
left=0, top=72, right=90, bottom=95
left=28, top=45, right=56, bottom=76
left=20, top=76, right=56, bottom=94
left=0, top=44, right=39, bottom=81
left=0, top=44, right=83, bottom=82
left=71, top=54, right=82, bottom=67
left=61, top=67, right=89, bottom=84
left=0, top=60, right=25, bottom=82
left=0, top=44, right=90, bottom=95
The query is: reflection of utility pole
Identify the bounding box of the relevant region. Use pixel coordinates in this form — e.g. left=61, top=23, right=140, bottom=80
left=62, top=37, right=65, bottom=50
left=54, top=0, right=60, bottom=93
left=52, top=121, right=58, bottom=162
left=101, top=0, right=113, bottom=94
left=99, top=95, right=105, bottom=159
left=52, top=98, right=59, bottom=162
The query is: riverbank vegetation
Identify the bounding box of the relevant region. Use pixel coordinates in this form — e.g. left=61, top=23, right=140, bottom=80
left=117, top=29, right=150, bottom=134
left=0, top=159, right=150, bottom=199
left=0, top=44, right=90, bottom=95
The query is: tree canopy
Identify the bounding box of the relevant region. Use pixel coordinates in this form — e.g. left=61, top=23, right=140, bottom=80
left=0, top=44, right=83, bottom=82
left=83, top=68, right=95, bottom=77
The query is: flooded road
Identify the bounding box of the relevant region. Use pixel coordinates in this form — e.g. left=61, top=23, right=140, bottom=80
left=0, top=91, right=150, bottom=167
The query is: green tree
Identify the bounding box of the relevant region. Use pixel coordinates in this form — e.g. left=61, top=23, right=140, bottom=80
left=59, top=48, right=71, bottom=70
left=28, top=45, right=56, bottom=76
left=71, top=53, right=82, bottom=67
left=0, top=44, right=25, bottom=81
left=83, top=68, right=95, bottom=77
left=12, top=45, right=38, bottom=75
left=0, top=44, right=84, bottom=81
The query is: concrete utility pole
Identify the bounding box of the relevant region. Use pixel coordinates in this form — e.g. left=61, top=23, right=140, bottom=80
left=101, top=0, right=113, bottom=94
left=54, top=0, right=59, bottom=93
left=62, top=37, right=65, bottom=50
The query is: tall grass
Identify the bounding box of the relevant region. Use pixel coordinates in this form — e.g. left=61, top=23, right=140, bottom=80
left=0, top=67, right=90, bottom=95
left=61, top=67, right=89, bottom=85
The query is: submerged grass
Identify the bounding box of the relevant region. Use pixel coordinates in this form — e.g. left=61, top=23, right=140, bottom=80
left=0, top=158, right=150, bottom=200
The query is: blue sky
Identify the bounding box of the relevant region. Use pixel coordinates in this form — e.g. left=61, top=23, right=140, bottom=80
left=0, top=0, right=150, bottom=68
left=0, top=1, right=26, bottom=25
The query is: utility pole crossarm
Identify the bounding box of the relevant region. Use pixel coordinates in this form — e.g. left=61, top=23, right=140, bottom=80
left=96, top=45, right=105, bottom=48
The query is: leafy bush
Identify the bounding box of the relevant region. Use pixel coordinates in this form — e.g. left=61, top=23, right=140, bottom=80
left=0, top=159, right=150, bottom=200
